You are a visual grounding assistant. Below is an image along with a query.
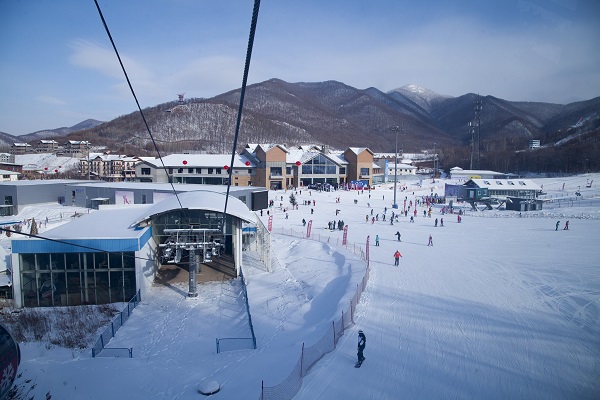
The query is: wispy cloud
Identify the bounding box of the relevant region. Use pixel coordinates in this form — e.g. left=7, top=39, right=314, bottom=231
left=36, top=95, right=67, bottom=106
left=69, top=39, right=153, bottom=81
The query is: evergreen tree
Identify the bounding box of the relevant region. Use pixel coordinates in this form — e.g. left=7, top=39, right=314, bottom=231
left=289, top=193, right=297, bottom=207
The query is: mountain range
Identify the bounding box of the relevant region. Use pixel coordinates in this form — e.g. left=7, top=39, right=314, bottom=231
left=2, top=79, right=599, bottom=171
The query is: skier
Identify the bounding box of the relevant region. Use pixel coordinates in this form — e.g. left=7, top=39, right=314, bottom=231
left=356, top=330, right=366, bottom=366
left=440, top=218, right=444, bottom=227
left=395, top=231, right=401, bottom=242
left=394, top=250, right=402, bottom=266
left=555, top=220, right=560, bottom=231
left=302, top=218, right=306, bottom=226
left=375, top=235, right=380, bottom=246
left=435, top=218, right=438, bottom=227
left=427, top=234, right=433, bottom=246
left=564, top=220, right=569, bottom=230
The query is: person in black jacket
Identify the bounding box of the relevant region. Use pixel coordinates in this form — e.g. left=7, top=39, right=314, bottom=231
left=357, top=330, right=366, bottom=364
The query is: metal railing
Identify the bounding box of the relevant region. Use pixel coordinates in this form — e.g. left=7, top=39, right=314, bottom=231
left=91, top=290, right=141, bottom=358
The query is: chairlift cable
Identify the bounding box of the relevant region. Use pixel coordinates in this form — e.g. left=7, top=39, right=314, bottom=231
left=223, top=0, right=261, bottom=222
left=93, top=0, right=184, bottom=211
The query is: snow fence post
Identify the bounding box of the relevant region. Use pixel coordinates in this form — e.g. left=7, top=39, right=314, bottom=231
left=261, top=380, right=264, bottom=400
left=341, top=310, right=345, bottom=334
left=351, top=301, right=354, bottom=324
left=300, top=343, right=305, bottom=378
left=332, top=321, right=336, bottom=349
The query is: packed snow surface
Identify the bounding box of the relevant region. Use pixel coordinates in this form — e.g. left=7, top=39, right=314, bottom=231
left=2, top=174, right=599, bottom=399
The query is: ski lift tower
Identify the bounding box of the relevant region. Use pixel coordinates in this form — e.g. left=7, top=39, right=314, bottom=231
left=159, top=227, right=222, bottom=298
left=177, top=93, right=185, bottom=104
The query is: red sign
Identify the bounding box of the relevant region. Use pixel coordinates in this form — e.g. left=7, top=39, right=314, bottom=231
left=342, top=225, right=348, bottom=245
left=268, top=215, right=273, bottom=232
left=307, top=220, right=312, bottom=238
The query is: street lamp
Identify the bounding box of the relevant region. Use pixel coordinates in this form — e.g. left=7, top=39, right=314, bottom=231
left=391, top=126, right=401, bottom=209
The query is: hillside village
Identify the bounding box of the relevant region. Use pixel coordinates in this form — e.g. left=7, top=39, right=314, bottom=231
left=1, top=139, right=440, bottom=188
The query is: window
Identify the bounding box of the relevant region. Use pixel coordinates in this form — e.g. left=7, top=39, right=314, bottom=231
left=188, top=168, right=193, bottom=173
left=141, top=168, right=151, bottom=175
left=496, top=181, right=503, bottom=185
left=270, top=167, right=282, bottom=176
left=208, top=168, right=213, bottom=174
left=508, top=181, right=515, bottom=185
left=216, top=168, right=222, bottom=174
left=519, top=181, right=526, bottom=186
left=339, top=167, right=346, bottom=174
left=178, top=168, right=183, bottom=173
left=483, top=180, right=490, bottom=185
left=360, top=168, right=369, bottom=176
left=286, top=167, right=292, bottom=174
left=4, top=196, right=13, bottom=205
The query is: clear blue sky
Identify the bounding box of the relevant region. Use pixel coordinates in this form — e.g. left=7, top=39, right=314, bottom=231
left=1, top=0, right=599, bottom=135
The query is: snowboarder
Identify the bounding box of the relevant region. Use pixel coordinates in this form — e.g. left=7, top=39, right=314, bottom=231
left=356, top=330, right=366, bottom=367
left=395, top=231, right=401, bottom=242
left=427, top=234, right=433, bottom=246
left=375, top=235, right=380, bottom=246
left=556, top=220, right=560, bottom=231
left=564, top=220, right=569, bottom=230
left=394, top=250, right=402, bottom=266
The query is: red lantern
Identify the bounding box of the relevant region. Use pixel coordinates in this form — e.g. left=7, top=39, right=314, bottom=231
left=224, top=165, right=229, bottom=170
left=183, top=160, right=188, bottom=165
left=295, top=161, right=301, bottom=166
left=245, top=161, right=251, bottom=166
left=44, top=167, right=48, bottom=170
left=54, top=169, right=58, bottom=173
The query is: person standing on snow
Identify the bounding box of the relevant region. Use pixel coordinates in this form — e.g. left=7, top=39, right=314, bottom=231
left=394, top=250, right=402, bottom=266
left=556, top=220, right=560, bottom=231
left=375, top=235, right=380, bottom=246
left=427, top=234, right=433, bottom=246
left=395, top=231, right=401, bottom=242
left=357, top=330, right=366, bottom=364
left=564, top=220, right=569, bottom=230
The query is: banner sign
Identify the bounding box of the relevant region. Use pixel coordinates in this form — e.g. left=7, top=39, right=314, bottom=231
left=342, top=225, right=348, bottom=245
left=268, top=215, right=273, bottom=232
left=115, top=190, right=134, bottom=205
left=307, top=220, right=312, bottom=238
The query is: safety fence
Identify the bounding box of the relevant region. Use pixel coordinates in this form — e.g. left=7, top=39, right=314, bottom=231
left=259, top=232, right=370, bottom=400
left=216, top=265, right=257, bottom=353
left=275, top=227, right=368, bottom=262
left=91, top=289, right=141, bottom=358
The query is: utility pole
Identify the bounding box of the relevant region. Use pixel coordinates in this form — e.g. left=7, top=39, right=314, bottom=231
left=474, top=96, right=483, bottom=169
left=433, top=142, right=436, bottom=182
left=391, top=126, right=401, bottom=209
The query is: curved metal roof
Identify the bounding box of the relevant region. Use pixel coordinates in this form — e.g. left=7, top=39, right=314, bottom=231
left=130, top=190, right=256, bottom=227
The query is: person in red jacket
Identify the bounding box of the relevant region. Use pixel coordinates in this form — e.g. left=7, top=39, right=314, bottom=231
left=394, top=250, right=402, bottom=266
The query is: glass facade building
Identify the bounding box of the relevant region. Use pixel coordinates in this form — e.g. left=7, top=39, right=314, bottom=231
left=20, top=251, right=136, bottom=307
